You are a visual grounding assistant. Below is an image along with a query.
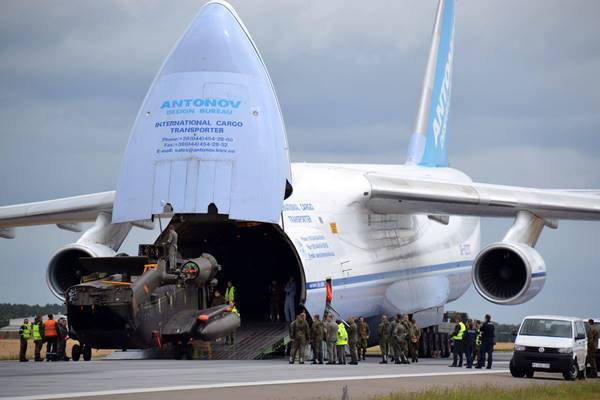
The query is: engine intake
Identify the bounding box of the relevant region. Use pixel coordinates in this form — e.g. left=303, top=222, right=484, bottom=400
left=472, top=242, right=546, bottom=305
left=47, top=243, right=116, bottom=300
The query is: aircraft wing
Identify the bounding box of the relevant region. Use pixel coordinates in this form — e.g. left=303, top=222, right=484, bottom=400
left=366, top=174, right=600, bottom=221
left=0, top=191, right=115, bottom=237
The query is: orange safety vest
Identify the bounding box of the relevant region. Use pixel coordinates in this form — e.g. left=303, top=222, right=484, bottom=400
left=44, top=319, right=58, bottom=337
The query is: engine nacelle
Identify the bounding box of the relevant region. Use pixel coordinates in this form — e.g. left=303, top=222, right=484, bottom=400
left=472, top=242, right=546, bottom=305
left=47, top=243, right=116, bottom=300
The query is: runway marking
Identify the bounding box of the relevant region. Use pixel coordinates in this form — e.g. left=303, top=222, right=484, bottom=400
left=2, top=369, right=509, bottom=400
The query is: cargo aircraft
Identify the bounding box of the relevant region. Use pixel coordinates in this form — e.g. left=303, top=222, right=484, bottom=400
left=1, top=0, right=599, bottom=357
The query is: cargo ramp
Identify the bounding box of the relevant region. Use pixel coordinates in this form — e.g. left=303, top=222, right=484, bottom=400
left=201, top=322, right=289, bottom=360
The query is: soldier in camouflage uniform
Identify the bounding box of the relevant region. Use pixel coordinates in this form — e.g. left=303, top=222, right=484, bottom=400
left=289, top=313, right=309, bottom=364
left=310, top=314, right=325, bottom=364
left=587, top=319, right=598, bottom=378
left=347, top=317, right=359, bottom=365
left=390, top=315, right=401, bottom=363
left=324, top=314, right=338, bottom=364
left=409, top=319, right=420, bottom=363
left=378, top=315, right=391, bottom=364
left=357, top=316, right=370, bottom=361
left=393, top=315, right=409, bottom=364
left=401, top=314, right=412, bottom=364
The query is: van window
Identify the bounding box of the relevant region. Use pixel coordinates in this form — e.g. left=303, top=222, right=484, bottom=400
left=519, top=318, right=572, bottom=338
left=575, top=321, right=586, bottom=338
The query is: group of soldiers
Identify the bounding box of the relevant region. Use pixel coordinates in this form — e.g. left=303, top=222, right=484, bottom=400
left=288, top=312, right=419, bottom=365
left=377, top=314, right=420, bottom=364
left=18, top=314, right=70, bottom=362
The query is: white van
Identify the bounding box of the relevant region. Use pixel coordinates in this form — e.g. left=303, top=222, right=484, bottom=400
left=510, top=315, right=587, bottom=380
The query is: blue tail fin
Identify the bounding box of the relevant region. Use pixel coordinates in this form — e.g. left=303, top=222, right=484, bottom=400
left=406, top=0, right=455, bottom=167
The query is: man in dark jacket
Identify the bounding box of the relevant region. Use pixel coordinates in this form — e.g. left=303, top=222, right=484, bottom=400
left=476, top=314, right=495, bottom=369
left=310, top=314, right=325, bottom=364
left=268, top=280, right=281, bottom=321
left=56, top=318, right=70, bottom=361
left=464, top=320, right=477, bottom=368
left=210, top=290, right=226, bottom=307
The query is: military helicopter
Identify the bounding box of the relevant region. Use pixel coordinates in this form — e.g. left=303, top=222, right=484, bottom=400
left=65, top=237, right=239, bottom=360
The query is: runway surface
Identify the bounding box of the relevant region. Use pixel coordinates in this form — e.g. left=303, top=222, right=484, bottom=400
left=0, top=353, right=567, bottom=400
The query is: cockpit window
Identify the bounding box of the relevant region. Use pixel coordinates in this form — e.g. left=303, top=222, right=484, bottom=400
left=519, top=318, right=572, bottom=338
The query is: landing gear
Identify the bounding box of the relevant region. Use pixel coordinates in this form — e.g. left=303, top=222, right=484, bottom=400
left=72, top=344, right=81, bottom=362
left=186, top=343, right=194, bottom=360
left=173, top=341, right=194, bottom=360
left=82, top=345, right=92, bottom=361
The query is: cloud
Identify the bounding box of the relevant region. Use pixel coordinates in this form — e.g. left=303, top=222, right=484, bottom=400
left=0, top=1, right=599, bottom=322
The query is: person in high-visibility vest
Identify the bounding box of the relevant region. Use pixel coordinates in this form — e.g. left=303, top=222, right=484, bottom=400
left=474, top=320, right=482, bottom=361
left=224, top=281, right=236, bottom=304
left=335, top=320, right=348, bottom=365
left=44, top=313, right=59, bottom=362
left=450, top=316, right=466, bottom=367
left=32, top=315, right=44, bottom=362
left=18, top=319, right=31, bottom=362
left=227, top=301, right=239, bottom=345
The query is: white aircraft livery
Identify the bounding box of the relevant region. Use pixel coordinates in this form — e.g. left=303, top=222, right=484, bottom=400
left=1, top=0, right=599, bottom=333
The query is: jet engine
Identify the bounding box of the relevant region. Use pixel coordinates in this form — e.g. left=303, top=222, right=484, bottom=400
left=47, top=243, right=116, bottom=300
left=472, top=242, right=546, bottom=305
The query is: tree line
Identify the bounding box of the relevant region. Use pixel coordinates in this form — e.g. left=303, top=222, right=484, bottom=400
left=0, top=303, right=66, bottom=328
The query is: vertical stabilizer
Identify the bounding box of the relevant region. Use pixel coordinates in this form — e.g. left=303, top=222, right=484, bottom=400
left=406, top=0, right=455, bottom=167
left=113, top=1, right=292, bottom=224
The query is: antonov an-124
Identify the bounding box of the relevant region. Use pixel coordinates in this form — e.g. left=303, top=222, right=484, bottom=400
left=1, top=0, right=598, bottom=359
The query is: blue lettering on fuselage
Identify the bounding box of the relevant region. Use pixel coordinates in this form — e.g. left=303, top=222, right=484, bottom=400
left=161, top=98, right=242, bottom=109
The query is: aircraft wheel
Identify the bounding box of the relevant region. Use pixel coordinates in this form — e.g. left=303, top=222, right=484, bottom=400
left=185, top=343, right=194, bottom=360
left=442, top=334, right=450, bottom=358
left=83, top=345, right=92, bottom=361
left=71, top=344, right=81, bottom=362
left=174, top=344, right=183, bottom=360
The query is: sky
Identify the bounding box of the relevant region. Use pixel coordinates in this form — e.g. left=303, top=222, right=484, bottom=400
left=0, top=0, right=599, bottom=324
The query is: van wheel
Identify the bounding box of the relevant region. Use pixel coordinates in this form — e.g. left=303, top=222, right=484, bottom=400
left=509, top=358, right=525, bottom=378
left=525, top=369, right=534, bottom=378
left=71, top=344, right=81, bottom=362
left=563, top=360, right=578, bottom=381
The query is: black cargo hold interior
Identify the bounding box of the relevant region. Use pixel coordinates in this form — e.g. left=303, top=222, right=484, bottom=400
left=172, top=218, right=305, bottom=320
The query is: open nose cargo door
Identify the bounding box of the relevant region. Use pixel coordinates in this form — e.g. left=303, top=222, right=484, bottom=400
left=113, top=1, right=292, bottom=224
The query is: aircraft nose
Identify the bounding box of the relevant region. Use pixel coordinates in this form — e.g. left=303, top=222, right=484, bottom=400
left=161, top=1, right=259, bottom=76
left=113, top=0, right=292, bottom=224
